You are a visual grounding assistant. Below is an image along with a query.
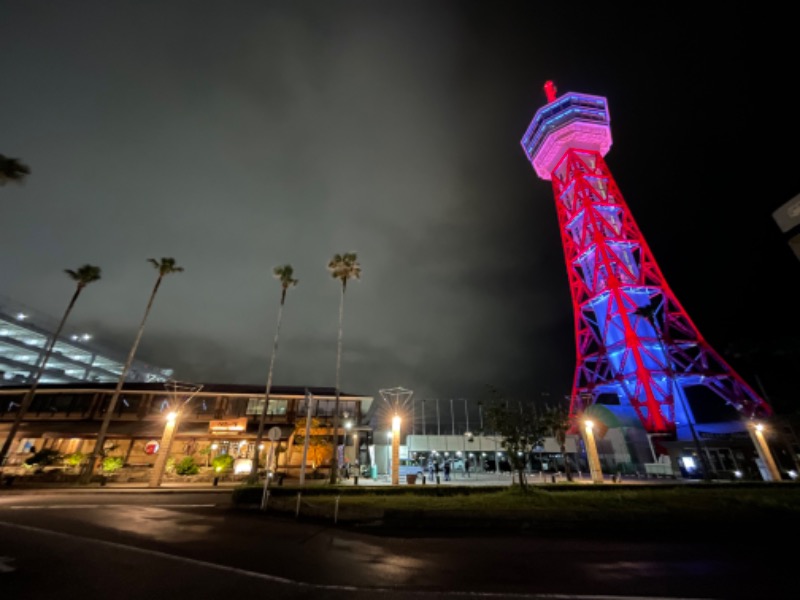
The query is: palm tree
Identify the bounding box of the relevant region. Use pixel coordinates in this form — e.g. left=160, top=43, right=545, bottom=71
left=0, top=265, right=101, bottom=467
left=249, top=264, right=298, bottom=482
left=0, top=154, right=31, bottom=185
left=78, top=258, right=183, bottom=484
left=327, top=252, right=361, bottom=484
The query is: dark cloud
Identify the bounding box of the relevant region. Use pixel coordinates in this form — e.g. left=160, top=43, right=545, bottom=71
left=2, top=2, right=798, bottom=413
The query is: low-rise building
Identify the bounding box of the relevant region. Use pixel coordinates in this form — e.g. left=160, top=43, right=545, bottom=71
left=0, top=382, right=373, bottom=479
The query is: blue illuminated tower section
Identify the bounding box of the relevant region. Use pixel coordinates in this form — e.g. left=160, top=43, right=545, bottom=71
left=520, top=81, right=772, bottom=441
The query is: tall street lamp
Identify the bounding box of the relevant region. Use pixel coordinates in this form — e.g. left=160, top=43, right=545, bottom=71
left=391, top=414, right=401, bottom=485
left=149, top=411, right=179, bottom=488
left=582, top=419, right=604, bottom=484
left=385, top=430, right=392, bottom=479
left=749, top=422, right=782, bottom=481
left=148, top=380, right=202, bottom=488
left=344, top=419, right=352, bottom=474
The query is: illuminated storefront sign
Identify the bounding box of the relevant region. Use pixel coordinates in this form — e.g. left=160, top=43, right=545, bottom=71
left=209, top=417, right=247, bottom=435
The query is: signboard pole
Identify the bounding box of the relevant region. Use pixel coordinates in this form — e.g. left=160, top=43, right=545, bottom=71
left=299, top=389, right=314, bottom=486
left=260, top=425, right=281, bottom=511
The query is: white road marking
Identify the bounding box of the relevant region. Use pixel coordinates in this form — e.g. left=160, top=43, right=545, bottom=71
left=4, top=504, right=215, bottom=509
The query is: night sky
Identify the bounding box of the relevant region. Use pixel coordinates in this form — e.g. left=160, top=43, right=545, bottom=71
left=2, top=2, right=798, bottom=413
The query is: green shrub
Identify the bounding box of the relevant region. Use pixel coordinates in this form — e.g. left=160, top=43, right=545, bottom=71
left=212, top=453, right=234, bottom=473
left=64, top=452, right=85, bottom=469
left=165, top=456, right=176, bottom=474
left=101, top=456, right=124, bottom=473
left=175, top=456, right=200, bottom=476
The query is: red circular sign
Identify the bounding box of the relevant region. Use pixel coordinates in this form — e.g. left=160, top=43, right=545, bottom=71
left=144, top=440, right=160, bottom=455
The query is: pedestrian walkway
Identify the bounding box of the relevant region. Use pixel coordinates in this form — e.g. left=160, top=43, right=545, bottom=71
left=0, top=469, right=683, bottom=494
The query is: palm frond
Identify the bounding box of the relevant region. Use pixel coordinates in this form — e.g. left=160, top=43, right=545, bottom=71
left=273, top=264, right=298, bottom=288
left=0, top=154, right=31, bottom=185
left=65, top=264, right=102, bottom=286
left=328, top=251, right=362, bottom=282
left=148, top=257, right=184, bottom=275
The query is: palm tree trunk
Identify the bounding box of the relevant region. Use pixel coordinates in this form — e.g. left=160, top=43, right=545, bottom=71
left=78, top=277, right=163, bottom=484
left=0, top=288, right=82, bottom=467
left=250, top=290, right=286, bottom=481
left=328, top=281, right=347, bottom=484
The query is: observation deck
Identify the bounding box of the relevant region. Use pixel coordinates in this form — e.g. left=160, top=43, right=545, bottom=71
left=521, top=90, right=613, bottom=181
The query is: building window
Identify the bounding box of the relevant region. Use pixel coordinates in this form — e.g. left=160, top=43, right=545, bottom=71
left=246, top=397, right=287, bottom=416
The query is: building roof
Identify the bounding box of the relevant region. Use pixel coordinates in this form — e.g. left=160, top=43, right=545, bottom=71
left=0, top=381, right=373, bottom=400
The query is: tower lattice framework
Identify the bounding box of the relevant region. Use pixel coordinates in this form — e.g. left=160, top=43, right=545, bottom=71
left=521, top=82, right=771, bottom=435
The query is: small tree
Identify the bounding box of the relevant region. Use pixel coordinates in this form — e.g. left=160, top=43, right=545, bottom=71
left=175, top=456, right=200, bottom=476
left=212, top=453, right=234, bottom=474
left=101, top=456, right=124, bottom=474
left=64, top=452, right=85, bottom=472
left=484, top=386, right=547, bottom=491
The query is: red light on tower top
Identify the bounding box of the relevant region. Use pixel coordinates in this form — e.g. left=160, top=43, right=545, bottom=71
left=544, top=80, right=557, bottom=103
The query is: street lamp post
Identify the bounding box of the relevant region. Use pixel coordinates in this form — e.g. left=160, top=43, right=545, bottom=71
left=299, top=389, right=314, bottom=487
left=147, top=380, right=202, bottom=488
left=386, top=431, right=392, bottom=479
left=391, top=415, right=400, bottom=485
left=149, top=411, right=179, bottom=488
left=379, top=386, right=413, bottom=483
left=749, top=422, right=782, bottom=481
left=583, top=419, right=604, bottom=484
left=344, top=419, right=352, bottom=474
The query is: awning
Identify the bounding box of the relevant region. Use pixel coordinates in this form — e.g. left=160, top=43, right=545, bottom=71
left=0, top=420, right=294, bottom=440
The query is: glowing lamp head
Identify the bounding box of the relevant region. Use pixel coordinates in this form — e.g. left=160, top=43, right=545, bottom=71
left=392, top=415, right=401, bottom=432
left=584, top=419, right=594, bottom=431
left=755, top=423, right=764, bottom=432
left=166, top=411, right=177, bottom=424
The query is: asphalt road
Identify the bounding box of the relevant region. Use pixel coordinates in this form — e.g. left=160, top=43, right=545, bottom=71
left=0, top=489, right=794, bottom=599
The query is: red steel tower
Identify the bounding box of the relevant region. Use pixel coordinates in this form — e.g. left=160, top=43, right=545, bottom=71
left=520, top=81, right=772, bottom=443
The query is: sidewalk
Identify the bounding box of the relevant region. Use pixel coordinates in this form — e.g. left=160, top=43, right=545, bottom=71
left=0, top=469, right=680, bottom=494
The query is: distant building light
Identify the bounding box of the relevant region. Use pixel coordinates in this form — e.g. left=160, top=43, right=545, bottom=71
left=16, top=313, right=27, bottom=320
